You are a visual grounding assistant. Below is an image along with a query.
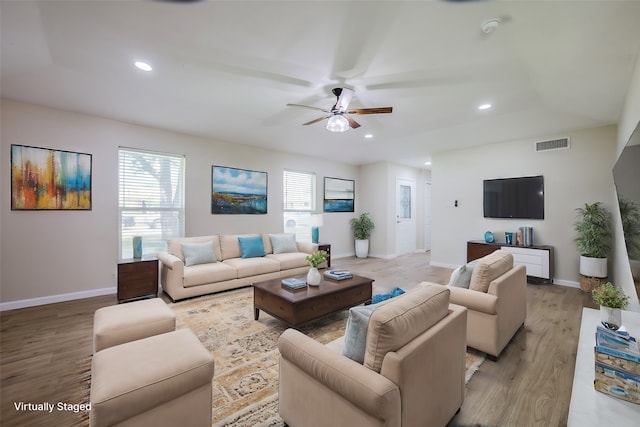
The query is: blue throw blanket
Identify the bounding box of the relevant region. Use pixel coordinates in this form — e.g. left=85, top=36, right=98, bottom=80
left=371, top=287, right=405, bottom=304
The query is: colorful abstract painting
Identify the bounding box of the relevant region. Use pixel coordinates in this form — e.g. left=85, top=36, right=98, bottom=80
left=324, top=177, right=354, bottom=212
left=212, top=166, right=267, bottom=214
left=11, top=145, right=92, bottom=210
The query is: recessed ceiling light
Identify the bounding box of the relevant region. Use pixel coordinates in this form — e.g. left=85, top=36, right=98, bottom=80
left=424, top=161, right=431, bottom=166
left=478, top=103, right=492, bottom=110
left=364, top=134, right=373, bottom=139
left=134, top=61, right=152, bottom=72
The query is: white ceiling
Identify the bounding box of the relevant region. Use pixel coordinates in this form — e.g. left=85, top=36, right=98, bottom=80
left=2, top=0, right=640, bottom=169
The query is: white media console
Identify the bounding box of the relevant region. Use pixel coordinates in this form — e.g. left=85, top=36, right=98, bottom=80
left=467, top=241, right=554, bottom=283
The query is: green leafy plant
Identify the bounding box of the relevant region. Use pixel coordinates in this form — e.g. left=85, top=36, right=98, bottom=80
left=574, top=202, right=611, bottom=258
left=350, top=212, right=375, bottom=240
left=619, top=197, right=640, bottom=259
left=592, top=282, right=630, bottom=309
left=305, top=250, right=327, bottom=268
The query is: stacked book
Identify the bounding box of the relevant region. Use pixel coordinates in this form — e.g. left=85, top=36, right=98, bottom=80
left=281, top=277, right=307, bottom=291
left=323, top=270, right=353, bottom=281
left=593, top=325, right=640, bottom=404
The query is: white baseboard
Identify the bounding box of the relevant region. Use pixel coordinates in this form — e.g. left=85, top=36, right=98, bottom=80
left=0, top=287, right=117, bottom=312
left=553, top=279, right=580, bottom=288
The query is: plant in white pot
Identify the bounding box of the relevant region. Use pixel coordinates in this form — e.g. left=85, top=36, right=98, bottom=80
left=350, top=212, right=375, bottom=258
left=574, top=202, right=611, bottom=290
left=305, top=250, right=327, bottom=286
left=592, top=282, right=630, bottom=330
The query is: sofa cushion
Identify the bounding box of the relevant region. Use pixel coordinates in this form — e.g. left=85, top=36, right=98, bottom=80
left=266, top=252, right=308, bottom=270
left=183, top=262, right=237, bottom=287
left=168, top=235, right=221, bottom=263
left=220, top=234, right=250, bottom=260
left=342, top=305, right=376, bottom=363
left=448, top=262, right=476, bottom=289
left=364, top=284, right=450, bottom=373
left=182, top=241, right=217, bottom=267
left=269, top=233, right=298, bottom=254
left=238, top=236, right=266, bottom=258
left=469, top=250, right=513, bottom=293
left=223, top=257, right=280, bottom=278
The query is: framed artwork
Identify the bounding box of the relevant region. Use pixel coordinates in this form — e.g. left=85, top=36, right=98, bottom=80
left=324, top=177, right=355, bottom=212
left=11, top=144, right=92, bottom=210
left=211, top=166, right=267, bottom=214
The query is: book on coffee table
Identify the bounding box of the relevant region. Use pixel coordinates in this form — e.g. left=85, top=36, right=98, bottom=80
left=324, top=270, right=353, bottom=281
left=281, top=278, right=307, bottom=290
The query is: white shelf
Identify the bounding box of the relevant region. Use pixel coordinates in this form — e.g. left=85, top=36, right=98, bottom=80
left=500, top=245, right=552, bottom=281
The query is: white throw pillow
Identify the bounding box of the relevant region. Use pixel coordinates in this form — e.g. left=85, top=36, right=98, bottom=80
left=182, top=241, right=216, bottom=267
left=269, top=233, right=298, bottom=254
left=448, top=262, right=476, bottom=288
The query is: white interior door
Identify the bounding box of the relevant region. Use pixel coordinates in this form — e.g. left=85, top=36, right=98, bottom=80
left=424, top=181, right=432, bottom=251
left=396, top=178, right=416, bottom=256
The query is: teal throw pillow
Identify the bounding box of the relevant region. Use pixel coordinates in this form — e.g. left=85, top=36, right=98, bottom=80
left=342, top=304, right=376, bottom=364
left=238, top=236, right=266, bottom=258
left=269, top=233, right=298, bottom=254
left=182, top=241, right=216, bottom=267
left=448, top=262, right=476, bottom=288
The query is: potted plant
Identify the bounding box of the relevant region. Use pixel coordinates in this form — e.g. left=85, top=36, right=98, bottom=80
left=305, top=250, right=327, bottom=286
left=350, top=212, right=375, bottom=258
left=592, top=282, right=630, bottom=330
left=619, top=197, right=640, bottom=259
left=574, top=202, right=611, bottom=290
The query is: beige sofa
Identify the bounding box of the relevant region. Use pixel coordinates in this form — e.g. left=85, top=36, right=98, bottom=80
left=429, top=249, right=527, bottom=360
left=278, top=284, right=467, bottom=427
left=157, top=233, right=316, bottom=301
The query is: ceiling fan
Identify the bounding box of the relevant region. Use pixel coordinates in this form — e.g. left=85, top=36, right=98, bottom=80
left=287, top=88, right=393, bottom=132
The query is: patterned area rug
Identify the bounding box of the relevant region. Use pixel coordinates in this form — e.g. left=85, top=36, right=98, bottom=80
left=170, top=287, right=485, bottom=427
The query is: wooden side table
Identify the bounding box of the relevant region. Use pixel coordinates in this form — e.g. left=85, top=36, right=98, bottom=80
left=318, top=243, right=331, bottom=268
left=117, top=257, right=159, bottom=303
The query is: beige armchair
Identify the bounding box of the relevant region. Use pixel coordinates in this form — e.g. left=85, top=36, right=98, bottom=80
left=430, top=250, right=527, bottom=360
left=278, top=285, right=467, bottom=427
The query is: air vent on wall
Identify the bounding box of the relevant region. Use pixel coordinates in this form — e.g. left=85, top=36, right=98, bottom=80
left=535, top=137, right=570, bottom=152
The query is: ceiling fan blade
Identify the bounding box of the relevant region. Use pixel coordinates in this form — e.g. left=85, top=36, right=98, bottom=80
left=287, top=103, right=331, bottom=113
left=348, top=107, right=393, bottom=115
left=302, top=116, right=330, bottom=126
left=345, top=114, right=361, bottom=129
left=334, top=88, right=354, bottom=112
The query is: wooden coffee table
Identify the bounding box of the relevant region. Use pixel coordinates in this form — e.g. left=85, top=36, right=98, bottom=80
left=252, top=274, right=373, bottom=327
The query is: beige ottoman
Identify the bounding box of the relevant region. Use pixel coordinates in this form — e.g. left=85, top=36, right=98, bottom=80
left=93, top=298, right=176, bottom=353
left=90, top=328, right=214, bottom=427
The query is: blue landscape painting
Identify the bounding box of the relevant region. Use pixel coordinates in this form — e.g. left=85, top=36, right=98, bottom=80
left=212, top=166, right=267, bottom=214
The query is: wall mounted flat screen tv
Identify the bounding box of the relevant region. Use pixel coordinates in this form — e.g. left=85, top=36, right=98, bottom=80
left=483, top=175, right=544, bottom=219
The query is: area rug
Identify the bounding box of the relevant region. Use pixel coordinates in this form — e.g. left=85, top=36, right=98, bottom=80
left=170, top=287, right=485, bottom=427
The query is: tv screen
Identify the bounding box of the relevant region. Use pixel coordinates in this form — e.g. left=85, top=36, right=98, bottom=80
left=483, top=176, right=544, bottom=219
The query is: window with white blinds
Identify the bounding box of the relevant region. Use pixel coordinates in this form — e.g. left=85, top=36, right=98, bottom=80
left=118, top=148, right=185, bottom=258
left=283, top=170, right=315, bottom=241
left=283, top=169, right=316, bottom=211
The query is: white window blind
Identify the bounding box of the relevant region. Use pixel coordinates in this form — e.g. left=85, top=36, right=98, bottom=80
left=283, top=170, right=315, bottom=242
left=283, top=170, right=315, bottom=211
left=118, top=148, right=185, bottom=258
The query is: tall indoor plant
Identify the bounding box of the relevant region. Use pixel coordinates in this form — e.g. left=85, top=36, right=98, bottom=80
left=574, top=202, right=611, bottom=290
left=350, top=212, right=375, bottom=258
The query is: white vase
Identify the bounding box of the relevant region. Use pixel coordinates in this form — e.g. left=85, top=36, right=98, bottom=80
left=307, top=267, right=322, bottom=286
left=600, top=306, right=622, bottom=330
left=580, top=256, right=607, bottom=278
left=355, top=239, right=369, bottom=258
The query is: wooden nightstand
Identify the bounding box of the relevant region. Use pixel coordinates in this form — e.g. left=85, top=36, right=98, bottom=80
left=318, top=243, right=331, bottom=268
left=117, top=257, right=159, bottom=303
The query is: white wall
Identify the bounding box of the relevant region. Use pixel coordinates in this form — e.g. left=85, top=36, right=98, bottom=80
left=0, top=100, right=359, bottom=307
left=431, top=125, right=617, bottom=286
left=613, top=52, right=640, bottom=311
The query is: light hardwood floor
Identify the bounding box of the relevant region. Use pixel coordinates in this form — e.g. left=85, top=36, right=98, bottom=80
left=1, top=252, right=596, bottom=426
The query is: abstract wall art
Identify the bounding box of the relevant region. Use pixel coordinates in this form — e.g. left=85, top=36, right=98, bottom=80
left=211, top=166, right=267, bottom=214
left=11, top=144, right=92, bottom=210
left=324, top=177, right=355, bottom=212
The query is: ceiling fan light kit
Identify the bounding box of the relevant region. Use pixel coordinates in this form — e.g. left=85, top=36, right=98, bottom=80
left=287, top=87, right=393, bottom=133
left=326, top=115, right=350, bottom=132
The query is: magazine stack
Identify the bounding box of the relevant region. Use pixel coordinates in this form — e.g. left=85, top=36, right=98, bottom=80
left=593, top=325, right=640, bottom=404
left=323, top=270, right=353, bottom=281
